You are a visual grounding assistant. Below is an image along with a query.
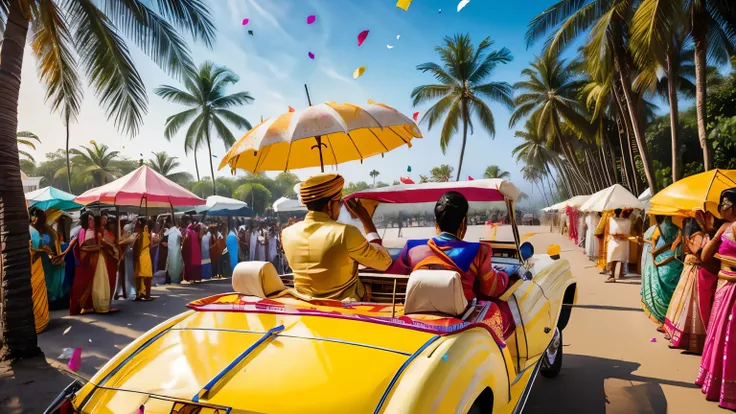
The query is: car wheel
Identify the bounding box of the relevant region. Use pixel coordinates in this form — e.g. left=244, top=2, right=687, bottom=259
left=467, top=403, right=484, bottom=414
left=540, top=328, right=562, bottom=378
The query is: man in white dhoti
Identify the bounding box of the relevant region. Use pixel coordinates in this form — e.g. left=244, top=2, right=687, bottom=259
left=606, top=208, right=632, bottom=283
left=585, top=212, right=600, bottom=260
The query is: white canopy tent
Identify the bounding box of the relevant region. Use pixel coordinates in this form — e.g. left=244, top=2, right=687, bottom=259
left=580, top=184, right=645, bottom=212
left=566, top=195, right=591, bottom=209
left=273, top=197, right=306, bottom=213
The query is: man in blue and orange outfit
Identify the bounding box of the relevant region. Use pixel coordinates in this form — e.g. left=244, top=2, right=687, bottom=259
left=388, top=191, right=513, bottom=338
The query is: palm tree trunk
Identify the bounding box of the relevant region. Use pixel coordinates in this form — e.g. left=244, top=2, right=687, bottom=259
left=544, top=164, right=562, bottom=199
left=193, top=148, right=200, bottom=182
left=693, top=20, right=711, bottom=171
left=666, top=50, right=681, bottom=182
left=547, top=159, right=571, bottom=198
left=552, top=117, right=591, bottom=193
left=599, top=140, right=613, bottom=186
left=536, top=179, right=550, bottom=206
left=456, top=100, right=470, bottom=181
left=614, top=51, right=657, bottom=193
left=65, top=115, right=72, bottom=192
left=205, top=129, right=217, bottom=196
left=612, top=90, right=634, bottom=191
left=0, top=0, right=42, bottom=360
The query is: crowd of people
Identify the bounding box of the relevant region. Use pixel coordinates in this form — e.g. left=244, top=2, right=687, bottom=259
left=27, top=207, right=293, bottom=335
left=548, top=188, right=736, bottom=411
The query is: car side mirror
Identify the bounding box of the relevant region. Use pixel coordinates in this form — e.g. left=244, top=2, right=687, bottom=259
left=519, top=241, right=534, bottom=262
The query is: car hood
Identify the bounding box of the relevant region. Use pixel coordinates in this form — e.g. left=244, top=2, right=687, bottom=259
left=78, top=311, right=436, bottom=413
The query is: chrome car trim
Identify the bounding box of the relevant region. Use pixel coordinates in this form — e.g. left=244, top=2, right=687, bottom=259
left=373, top=335, right=440, bottom=414
left=193, top=324, right=285, bottom=402
left=171, top=327, right=412, bottom=356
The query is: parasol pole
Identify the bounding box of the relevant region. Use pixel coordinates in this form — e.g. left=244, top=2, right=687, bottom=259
left=304, top=84, right=325, bottom=173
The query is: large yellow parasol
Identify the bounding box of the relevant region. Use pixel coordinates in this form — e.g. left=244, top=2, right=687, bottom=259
left=649, top=169, right=736, bottom=218
left=218, top=100, right=422, bottom=173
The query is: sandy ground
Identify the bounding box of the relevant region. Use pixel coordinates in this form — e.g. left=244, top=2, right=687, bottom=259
left=0, top=225, right=724, bottom=413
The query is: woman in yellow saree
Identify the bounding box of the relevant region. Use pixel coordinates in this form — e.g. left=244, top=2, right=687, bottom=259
left=134, top=217, right=154, bottom=301
left=28, top=209, right=49, bottom=334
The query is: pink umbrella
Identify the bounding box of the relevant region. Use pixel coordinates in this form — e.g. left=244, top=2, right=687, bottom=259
left=75, top=166, right=205, bottom=208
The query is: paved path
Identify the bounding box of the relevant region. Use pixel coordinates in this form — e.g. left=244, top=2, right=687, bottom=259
left=0, top=226, right=722, bottom=413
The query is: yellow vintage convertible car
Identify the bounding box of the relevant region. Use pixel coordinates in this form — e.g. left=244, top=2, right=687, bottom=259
left=46, top=179, right=576, bottom=414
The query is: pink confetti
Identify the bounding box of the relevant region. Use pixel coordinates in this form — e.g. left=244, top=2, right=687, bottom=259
left=357, top=30, right=369, bottom=47
left=137, top=405, right=145, bottom=414
left=650, top=337, right=657, bottom=342
left=242, top=18, right=249, bottom=26
left=67, top=347, right=82, bottom=372
left=306, top=15, right=316, bottom=24
left=308, top=51, right=315, bottom=60
left=413, top=112, right=419, bottom=121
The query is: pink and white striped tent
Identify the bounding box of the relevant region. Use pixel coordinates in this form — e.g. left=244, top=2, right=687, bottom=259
left=75, top=166, right=204, bottom=209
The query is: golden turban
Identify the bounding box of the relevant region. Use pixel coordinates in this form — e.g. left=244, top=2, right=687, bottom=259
left=300, top=173, right=345, bottom=203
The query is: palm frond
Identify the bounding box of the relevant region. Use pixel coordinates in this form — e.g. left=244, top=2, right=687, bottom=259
left=215, top=109, right=252, bottom=130
left=31, top=0, right=83, bottom=122
left=472, top=81, right=514, bottom=110
left=543, top=0, right=607, bottom=55
left=18, top=150, right=35, bottom=162
left=525, top=0, right=590, bottom=47
left=68, top=0, right=148, bottom=137
left=152, top=0, right=216, bottom=47
left=468, top=46, right=513, bottom=83
left=154, top=85, right=200, bottom=106
left=630, top=0, right=684, bottom=68
left=163, top=107, right=199, bottom=140
left=211, top=114, right=237, bottom=147
left=415, top=62, right=457, bottom=84
left=468, top=97, right=497, bottom=138
left=419, top=94, right=458, bottom=130
left=184, top=112, right=206, bottom=153
left=210, top=91, right=254, bottom=109
left=439, top=100, right=461, bottom=153
left=102, top=0, right=196, bottom=79
left=410, top=84, right=454, bottom=106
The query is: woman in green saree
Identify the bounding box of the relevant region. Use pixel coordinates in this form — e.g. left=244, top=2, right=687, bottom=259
left=641, top=216, right=684, bottom=329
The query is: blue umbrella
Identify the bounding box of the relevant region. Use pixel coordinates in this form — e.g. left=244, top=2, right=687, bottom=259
left=25, top=186, right=81, bottom=211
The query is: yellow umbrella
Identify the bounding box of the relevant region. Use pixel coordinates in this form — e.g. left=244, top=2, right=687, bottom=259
left=218, top=101, right=422, bottom=173
left=649, top=169, right=736, bottom=218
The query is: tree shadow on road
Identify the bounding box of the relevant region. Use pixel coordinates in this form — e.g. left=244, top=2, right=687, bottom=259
left=0, top=356, right=75, bottom=414
left=525, top=354, right=699, bottom=414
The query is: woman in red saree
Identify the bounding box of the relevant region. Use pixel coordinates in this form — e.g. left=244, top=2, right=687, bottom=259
left=181, top=217, right=202, bottom=283
left=696, top=188, right=736, bottom=410
left=70, top=212, right=99, bottom=315
left=100, top=212, right=120, bottom=311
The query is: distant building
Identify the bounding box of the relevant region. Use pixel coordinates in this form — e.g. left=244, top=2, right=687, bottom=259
left=21, top=171, right=43, bottom=193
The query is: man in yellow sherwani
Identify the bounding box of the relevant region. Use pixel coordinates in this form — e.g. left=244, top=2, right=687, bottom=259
left=281, top=173, right=392, bottom=301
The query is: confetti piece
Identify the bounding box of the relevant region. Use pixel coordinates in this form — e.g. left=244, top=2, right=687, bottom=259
left=127, top=323, right=132, bottom=326
left=242, top=18, right=249, bottom=25
left=396, top=0, right=412, bottom=11
left=353, top=66, right=366, bottom=79
left=468, top=176, right=475, bottom=181
left=248, top=30, right=254, bottom=36
left=441, top=353, right=449, bottom=362
left=308, top=51, right=315, bottom=59
left=407, top=166, right=412, bottom=172
left=306, top=15, right=316, bottom=24
left=457, top=0, right=470, bottom=11
left=397, top=34, right=401, bottom=40
left=650, top=337, right=657, bottom=342
left=412, top=112, right=419, bottom=121
left=89, top=140, right=96, bottom=144
left=88, top=338, right=92, bottom=343
left=137, top=405, right=145, bottom=414
left=439, top=9, right=442, bottom=13
left=387, top=44, right=394, bottom=49
left=122, top=146, right=126, bottom=149
left=367, top=98, right=375, bottom=104
left=68, top=348, right=82, bottom=372
left=63, top=326, right=71, bottom=335
left=357, top=30, right=369, bottom=46
left=58, top=348, right=75, bottom=360
left=288, top=106, right=295, bottom=112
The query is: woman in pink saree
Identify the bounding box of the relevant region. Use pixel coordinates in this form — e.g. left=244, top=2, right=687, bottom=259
left=181, top=217, right=202, bottom=283
left=696, top=188, right=736, bottom=410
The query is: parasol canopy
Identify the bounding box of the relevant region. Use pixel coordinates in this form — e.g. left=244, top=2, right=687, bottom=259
left=195, top=195, right=252, bottom=216
left=219, top=101, right=422, bottom=174
left=75, top=166, right=205, bottom=208
left=649, top=169, right=736, bottom=218
left=25, top=186, right=81, bottom=211
left=272, top=197, right=306, bottom=213
left=565, top=195, right=591, bottom=209
left=580, top=184, right=645, bottom=212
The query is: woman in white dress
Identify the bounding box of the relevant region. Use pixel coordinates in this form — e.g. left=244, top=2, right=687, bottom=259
left=606, top=209, right=632, bottom=282
left=585, top=212, right=600, bottom=260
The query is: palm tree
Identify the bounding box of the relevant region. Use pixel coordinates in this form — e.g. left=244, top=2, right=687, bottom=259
left=16, top=131, right=40, bottom=162
left=483, top=165, right=511, bottom=179
left=155, top=61, right=254, bottom=195
left=369, top=169, right=380, bottom=186
left=147, top=151, right=191, bottom=184
left=524, top=0, right=659, bottom=194
left=0, top=0, right=215, bottom=359
left=430, top=165, right=454, bottom=182
left=512, top=115, right=571, bottom=198
left=510, top=54, right=594, bottom=193
left=411, top=34, right=514, bottom=180
left=59, top=142, right=120, bottom=188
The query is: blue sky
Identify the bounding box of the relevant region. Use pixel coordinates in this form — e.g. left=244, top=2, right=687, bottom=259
left=19, top=0, right=574, bottom=200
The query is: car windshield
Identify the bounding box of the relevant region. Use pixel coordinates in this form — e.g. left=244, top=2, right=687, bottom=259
left=338, top=200, right=514, bottom=250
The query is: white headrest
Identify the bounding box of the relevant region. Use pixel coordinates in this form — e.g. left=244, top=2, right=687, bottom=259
left=232, top=261, right=285, bottom=298
left=404, top=270, right=468, bottom=316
